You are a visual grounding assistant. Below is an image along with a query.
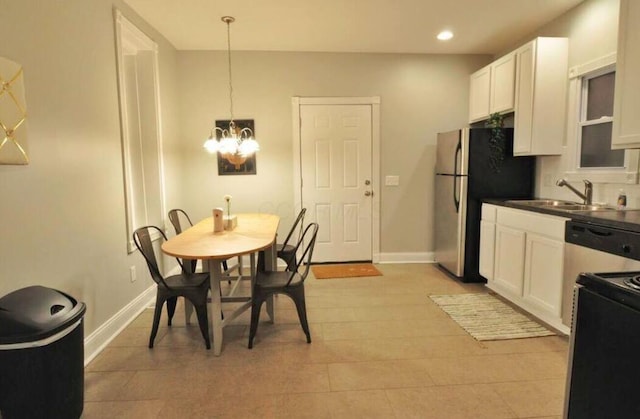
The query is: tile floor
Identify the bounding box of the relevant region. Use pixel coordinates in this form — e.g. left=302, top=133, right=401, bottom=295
left=83, top=264, right=569, bottom=418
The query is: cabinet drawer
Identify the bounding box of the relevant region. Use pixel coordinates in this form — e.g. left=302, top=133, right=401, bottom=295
left=497, top=207, right=568, bottom=240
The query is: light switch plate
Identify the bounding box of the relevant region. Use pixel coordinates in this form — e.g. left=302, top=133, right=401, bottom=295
left=385, top=175, right=400, bottom=186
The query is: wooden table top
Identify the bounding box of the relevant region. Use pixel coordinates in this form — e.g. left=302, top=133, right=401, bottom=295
left=161, top=213, right=280, bottom=260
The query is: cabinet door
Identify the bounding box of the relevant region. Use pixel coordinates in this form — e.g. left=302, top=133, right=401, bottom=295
left=523, top=233, right=564, bottom=316
left=513, top=38, right=567, bottom=156
left=513, top=41, right=535, bottom=155
left=469, top=65, right=491, bottom=122
left=490, top=53, right=516, bottom=114
left=479, top=220, right=496, bottom=281
left=612, top=0, right=640, bottom=149
left=493, top=224, right=525, bottom=297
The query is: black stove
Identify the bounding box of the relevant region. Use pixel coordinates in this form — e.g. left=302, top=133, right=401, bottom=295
left=576, top=271, right=640, bottom=312
left=566, top=270, right=640, bottom=418
left=625, top=275, right=640, bottom=290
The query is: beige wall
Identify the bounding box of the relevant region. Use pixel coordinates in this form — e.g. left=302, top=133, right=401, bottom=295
left=0, top=0, right=179, bottom=336
left=177, top=51, right=490, bottom=256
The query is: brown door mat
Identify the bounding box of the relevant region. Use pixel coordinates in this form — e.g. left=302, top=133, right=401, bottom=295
left=311, top=263, right=382, bottom=279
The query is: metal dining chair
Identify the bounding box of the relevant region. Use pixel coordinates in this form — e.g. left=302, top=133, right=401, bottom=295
left=248, top=222, right=319, bottom=349
left=277, top=208, right=307, bottom=271
left=133, top=225, right=211, bottom=349
left=257, top=208, right=307, bottom=272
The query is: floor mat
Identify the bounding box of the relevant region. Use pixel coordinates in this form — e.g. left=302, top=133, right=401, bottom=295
left=312, top=263, right=382, bottom=279
left=429, top=293, right=556, bottom=341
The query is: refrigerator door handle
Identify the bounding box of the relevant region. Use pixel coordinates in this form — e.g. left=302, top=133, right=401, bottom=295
left=453, top=141, right=461, bottom=212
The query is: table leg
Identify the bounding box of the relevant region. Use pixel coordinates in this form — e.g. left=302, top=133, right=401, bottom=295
left=206, top=259, right=224, bottom=356
left=263, top=243, right=277, bottom=322
left=183, top=258, right=196, bottom=324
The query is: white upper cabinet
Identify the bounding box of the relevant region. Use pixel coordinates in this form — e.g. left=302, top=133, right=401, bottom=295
left=469, top=65, right=491, bottom=122
left=468, top=53, right=516, bottom=123
left=513, top=37, right=568, bottom=156
left=490, top=52, right=516, bottom=114
left=612, top=0, right=640, bottom=149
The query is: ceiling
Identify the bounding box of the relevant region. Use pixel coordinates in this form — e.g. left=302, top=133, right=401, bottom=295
left=123, top=0, right=584, bottom=55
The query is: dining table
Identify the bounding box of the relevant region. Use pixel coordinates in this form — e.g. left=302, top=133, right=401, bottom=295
left=161, top=213, right=280, bottom=355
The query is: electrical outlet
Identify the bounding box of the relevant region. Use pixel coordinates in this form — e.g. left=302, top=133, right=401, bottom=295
left=543, top=173, right=553, bottom=187
left=129, top=266, right=136, bottom=282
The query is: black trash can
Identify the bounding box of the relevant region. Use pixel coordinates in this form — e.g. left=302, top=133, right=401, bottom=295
left=0, top=286, right=86, bottom=419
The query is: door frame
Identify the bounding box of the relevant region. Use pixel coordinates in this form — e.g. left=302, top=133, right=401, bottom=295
left=292, top=96, right=381, bottom=263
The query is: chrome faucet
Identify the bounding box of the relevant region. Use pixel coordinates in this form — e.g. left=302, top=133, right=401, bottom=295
left=556, top=179, right=593, bottom=205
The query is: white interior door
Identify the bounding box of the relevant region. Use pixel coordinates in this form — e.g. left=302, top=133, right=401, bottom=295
left=300, top=104, right=373, bottom=262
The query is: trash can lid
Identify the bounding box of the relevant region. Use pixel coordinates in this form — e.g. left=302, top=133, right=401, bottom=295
left=0, top=285, right=86, bottom=344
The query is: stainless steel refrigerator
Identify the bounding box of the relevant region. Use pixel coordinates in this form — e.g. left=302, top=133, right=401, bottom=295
left=434, top=128, right=535, bottom=283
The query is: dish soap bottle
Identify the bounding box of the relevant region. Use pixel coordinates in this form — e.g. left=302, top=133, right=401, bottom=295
left=617, top=189, right=627, bottom=210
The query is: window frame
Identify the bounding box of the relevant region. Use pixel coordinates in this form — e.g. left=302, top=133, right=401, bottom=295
left=564, top=53, right=639, bottom=184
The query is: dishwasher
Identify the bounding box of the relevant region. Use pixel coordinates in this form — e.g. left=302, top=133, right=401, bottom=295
left=563, top=219, right=640, bottom=419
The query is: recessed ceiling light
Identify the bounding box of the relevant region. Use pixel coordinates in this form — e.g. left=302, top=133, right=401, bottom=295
left=437, top=30, right=454, bottom=41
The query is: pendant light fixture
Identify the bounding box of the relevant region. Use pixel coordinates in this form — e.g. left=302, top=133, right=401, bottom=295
left=203, top=16, right=259, bottom=162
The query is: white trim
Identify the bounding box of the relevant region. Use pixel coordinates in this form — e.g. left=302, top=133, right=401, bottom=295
left=83, top=285, right=156, bottom=366
left=292, top=96, right=381, bottom=263
left=564, top=54, right=639, bottom=184
left=296, top=96, right=381, bottom=105
left=114, top=9, right=166, bottom=252
left=378, top=252, right=434, bottom=264
left=568, top=52, right=616, bottom=79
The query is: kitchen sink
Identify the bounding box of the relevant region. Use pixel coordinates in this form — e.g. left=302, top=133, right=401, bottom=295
left=506, top=199, right=619, bottom=212
left=506, top=199, right=578, bottom=207
left=552, top=204, right=618, bottom=212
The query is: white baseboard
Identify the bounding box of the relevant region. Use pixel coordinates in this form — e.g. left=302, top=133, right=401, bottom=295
left=378, top=252, right=435, bottom=264
left=83, top=285, right=156, bottom=366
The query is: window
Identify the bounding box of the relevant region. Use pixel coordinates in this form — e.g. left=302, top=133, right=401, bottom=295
left=578, top=69, right=623, bottom=168
left=565, top=53, right=638, bottom=184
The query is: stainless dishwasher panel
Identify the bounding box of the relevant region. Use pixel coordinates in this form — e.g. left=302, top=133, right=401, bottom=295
left=562, top=244, right=640, bottom=327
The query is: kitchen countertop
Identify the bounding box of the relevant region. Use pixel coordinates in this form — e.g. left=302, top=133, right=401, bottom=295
left=485, top=198, right=640, bottom=233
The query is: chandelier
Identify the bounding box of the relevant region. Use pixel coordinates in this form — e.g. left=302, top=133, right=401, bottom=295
left=203, top=16, right=259, bottom=165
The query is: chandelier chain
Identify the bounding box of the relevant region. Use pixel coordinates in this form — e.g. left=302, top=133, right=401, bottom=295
left=226, top=19, right=234, bottom=122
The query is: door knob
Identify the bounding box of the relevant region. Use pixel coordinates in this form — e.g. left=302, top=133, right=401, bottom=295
left=364, top=191, right=373, bottom=196
left=365, top=180, right=371, bottom=185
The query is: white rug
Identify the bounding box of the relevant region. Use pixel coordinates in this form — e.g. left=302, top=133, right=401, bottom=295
left=429, top=293, right=555, bottom=341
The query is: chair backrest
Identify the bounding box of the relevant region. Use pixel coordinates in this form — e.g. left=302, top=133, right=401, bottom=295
left=133, top=225, right=181, bottom=289
left=167, top=209, right=198, bottom=274
left=281, top=208, right=307, bottom=248
left=168, top=209, right=193, bottom=235
left=286, top=222, right=319, bottom=286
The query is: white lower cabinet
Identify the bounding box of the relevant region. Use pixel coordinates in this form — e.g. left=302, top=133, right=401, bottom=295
left=479, top=219, right=496, bottom=280
left=480, top=204, right=569, bottom=333
left=479, top=204, right=497, bottom=280
left=494, top=224, right=526, bottom=295
left=523, top=233, right=564, bottom=317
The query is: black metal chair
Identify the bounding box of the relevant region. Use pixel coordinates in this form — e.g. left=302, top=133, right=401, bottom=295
left=277, top=208, right=306, bottom=271
left=258, top=208, right=307, bottom=272
left=133, top=225, right=211, bottom=349
left=167, top=209, right=198, bottom=273
left=248, top=222, right=319, bottom=349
